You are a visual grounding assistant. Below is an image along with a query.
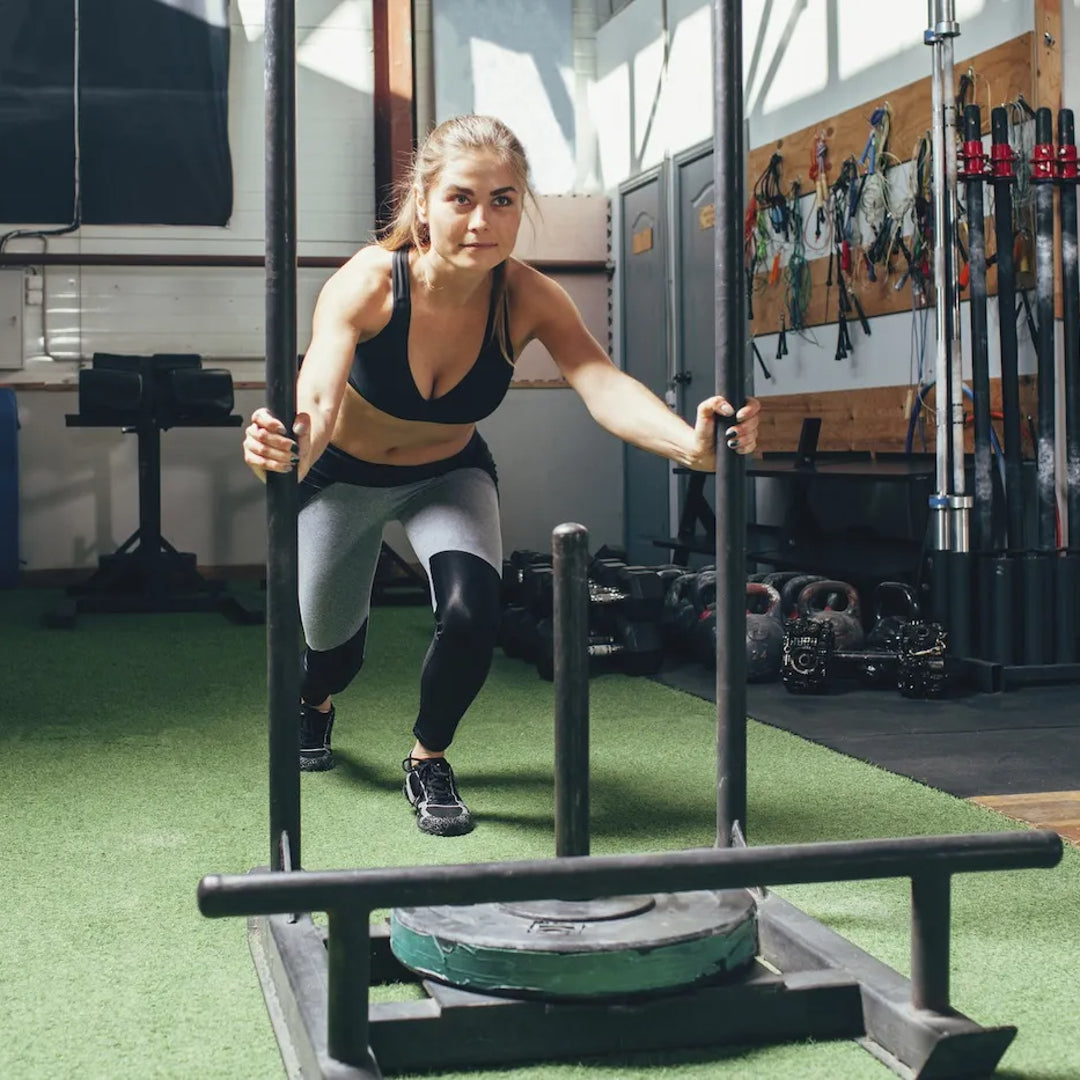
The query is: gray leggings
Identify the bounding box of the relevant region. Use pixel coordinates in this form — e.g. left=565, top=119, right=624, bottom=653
left=298, top=465, right=503, bottom=751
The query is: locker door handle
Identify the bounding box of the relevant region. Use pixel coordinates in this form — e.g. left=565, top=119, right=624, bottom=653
left=671, top=372, right=692, bottom=386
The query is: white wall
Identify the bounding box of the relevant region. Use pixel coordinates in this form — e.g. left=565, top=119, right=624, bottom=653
left=594, top=0, right=1034, bottom=183
left=15, top=385, right=624, bottom=572
left=594, top=0, right=1040, bottom=403
left=7, top=1, right=1066, bottom=573
left=433, top=0, right=579, bottom=194
left=10, top=193, right=616, bottom=574
left=1066, top=0, right=1080, bottom=116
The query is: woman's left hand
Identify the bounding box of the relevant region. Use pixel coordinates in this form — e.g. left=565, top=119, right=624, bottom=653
left=686, top=395, right=762, bottom=470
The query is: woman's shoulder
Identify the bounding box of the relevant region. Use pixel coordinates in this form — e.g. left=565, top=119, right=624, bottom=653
left=505, top=257, right=576, bottom=322
left=505, top=257, right=568, bottom=305
left=332, top=244, right=395, bottom=296
left=317, top=244, right=396, bottom=329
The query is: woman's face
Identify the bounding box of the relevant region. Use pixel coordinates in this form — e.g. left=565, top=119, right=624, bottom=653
left=418, top=150, right=524, bottom=270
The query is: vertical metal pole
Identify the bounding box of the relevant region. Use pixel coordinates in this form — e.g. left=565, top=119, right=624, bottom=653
left=910, top=873, right=952, bottom=1012
left=1057, top=109, right=1080, bottom=664
left=991, top=107, right=1025, bottom=554
left=1062, top=111, right=1080, bottom=550
left=265, top=0, right=301, bottom=873
left=964, top=106, right=992, bottom=557
left=964, top=105, right=994, bottom=660
left=925, top=4, right=954, bottom=567
left=327, top=909, right=378, bottom=1072
left=1028, top=107, right=1058, bottom=665
left=137, top=415, right=163, bottom=589
left=940, top=17, right=966, bottom=528
left=933, top=5, right=974, bottom=657
left=1034, top=107, right=1058, bottom=557
left=553, top=523, right=590, bottom=858
left=712, top=0, right=748, bottom=848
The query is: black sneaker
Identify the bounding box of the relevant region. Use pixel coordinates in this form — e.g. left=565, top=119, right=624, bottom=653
left=299, top=703, right=335, bottom=771
left=403, top=757, right=473, bottom=836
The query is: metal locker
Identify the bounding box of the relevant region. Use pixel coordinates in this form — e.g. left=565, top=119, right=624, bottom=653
left=618, top=165, right=671, bottom=566
left=674, top=141, right=718, bottom=545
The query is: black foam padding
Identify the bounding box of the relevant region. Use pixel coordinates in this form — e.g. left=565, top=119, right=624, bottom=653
left=653, top=662, right=1080, bottom=798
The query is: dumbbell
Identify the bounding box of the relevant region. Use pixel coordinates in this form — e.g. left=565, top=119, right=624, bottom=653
left=524, top=562, right=665, bottom=625
left=534, top=616, right=664, bottom=680
left=589, top=563, right=666, bottom=625
left=501, top=550, right=552, bottom=607
left=781, top=618, right=949, bottom=697
left=499, top=606, right=540, bottom=661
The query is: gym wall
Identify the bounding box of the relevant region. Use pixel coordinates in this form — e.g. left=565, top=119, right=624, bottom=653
left=595, top=0, right=1041, bottom=406
left=426, top=0, right=626, bottom=559
left=3, top=1, right=625, bottom=574
left=3, top=1, right=375, bottom=574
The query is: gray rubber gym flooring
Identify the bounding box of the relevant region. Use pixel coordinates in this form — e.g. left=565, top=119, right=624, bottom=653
left=653, top=662, right=1080, bottom=798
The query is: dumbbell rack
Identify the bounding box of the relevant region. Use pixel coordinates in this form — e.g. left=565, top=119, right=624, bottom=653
left=500, top=553, right=671, bottom=679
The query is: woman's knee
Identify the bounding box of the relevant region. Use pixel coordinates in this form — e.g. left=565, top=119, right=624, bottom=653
left=430, top=551, right=502, bottom=644
left=302, top=620, right=369, bottom=701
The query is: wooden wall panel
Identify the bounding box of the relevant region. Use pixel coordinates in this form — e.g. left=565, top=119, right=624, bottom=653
left=756, top=377, right=1039, bottom=455
left=746, top=34, right=1035, bottom=192
left=744, top=33, right=1043, bottom=337
left=373, top=0, right=414, bottom=229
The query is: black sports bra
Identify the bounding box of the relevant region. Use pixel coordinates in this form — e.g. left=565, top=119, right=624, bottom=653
left=347, top=248, right=514, bottom=424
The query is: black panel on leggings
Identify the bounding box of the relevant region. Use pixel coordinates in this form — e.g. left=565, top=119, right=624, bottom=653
left=302, top=619, right=369, bottom=705
left=412, top=550, right=502, bottom=752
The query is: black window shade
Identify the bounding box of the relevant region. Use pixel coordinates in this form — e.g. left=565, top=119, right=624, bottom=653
left=0, top=0, right=233, bottom=227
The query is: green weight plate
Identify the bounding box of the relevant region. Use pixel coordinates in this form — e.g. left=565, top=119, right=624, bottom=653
left=390, top=890, right=757, bottom=999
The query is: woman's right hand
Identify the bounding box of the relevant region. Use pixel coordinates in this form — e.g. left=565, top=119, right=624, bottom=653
left=243, top=407, right=306, bottom=482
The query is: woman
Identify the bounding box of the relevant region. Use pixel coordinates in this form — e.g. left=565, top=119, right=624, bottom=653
left=243, top=115, right=761, bottom=837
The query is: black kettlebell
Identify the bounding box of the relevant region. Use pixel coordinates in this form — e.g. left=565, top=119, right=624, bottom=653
left=696, top=603, right=718, bottom=670
left=796, top=579, right=864, bottom=651
left=690, top=570, right=717, bottom=613
left=746, top=582, right=784, bottom=682
left=662, top=572, right=699, bottom=652
left=866, top=581, right=920, bottom=651
left=779, top=574, right=826, bottom=622
left=762, top=571, right=809, bottom=605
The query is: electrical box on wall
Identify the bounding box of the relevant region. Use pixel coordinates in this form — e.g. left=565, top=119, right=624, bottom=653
left=0, top=271, right=23, bottom=370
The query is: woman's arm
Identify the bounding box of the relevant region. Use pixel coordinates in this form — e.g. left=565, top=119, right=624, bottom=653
left=243, top=248, right=387, bottom=481
left=525, top=269, right=760, bottom=469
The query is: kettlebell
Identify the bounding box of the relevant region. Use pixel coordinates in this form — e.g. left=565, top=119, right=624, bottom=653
left=796, top=579, right=864, bottom=651
left=866, top=581, right=920, bottom=651
left=690, top=570, right=718, bottom=612
left=697, top=603, right=718, bottom=670
left=662, top=572, right=699, bottom=652
left=779, top=573, right=826, bottom=622
left=746, top=582, right=784, bottom=682
left=762, top=570, right=809, bottom=602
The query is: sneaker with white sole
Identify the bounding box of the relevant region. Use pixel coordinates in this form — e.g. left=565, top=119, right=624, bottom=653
left=403, top=757, right=473, bottom=836
left=299, top=702, right=335, bottom=771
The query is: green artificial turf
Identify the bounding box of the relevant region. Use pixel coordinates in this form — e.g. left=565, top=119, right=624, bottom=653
left=0, top=589, right=1076, bottom=1080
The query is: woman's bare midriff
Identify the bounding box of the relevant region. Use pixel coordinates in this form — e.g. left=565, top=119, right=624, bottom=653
left=328, top=385, right=477, bottom=465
